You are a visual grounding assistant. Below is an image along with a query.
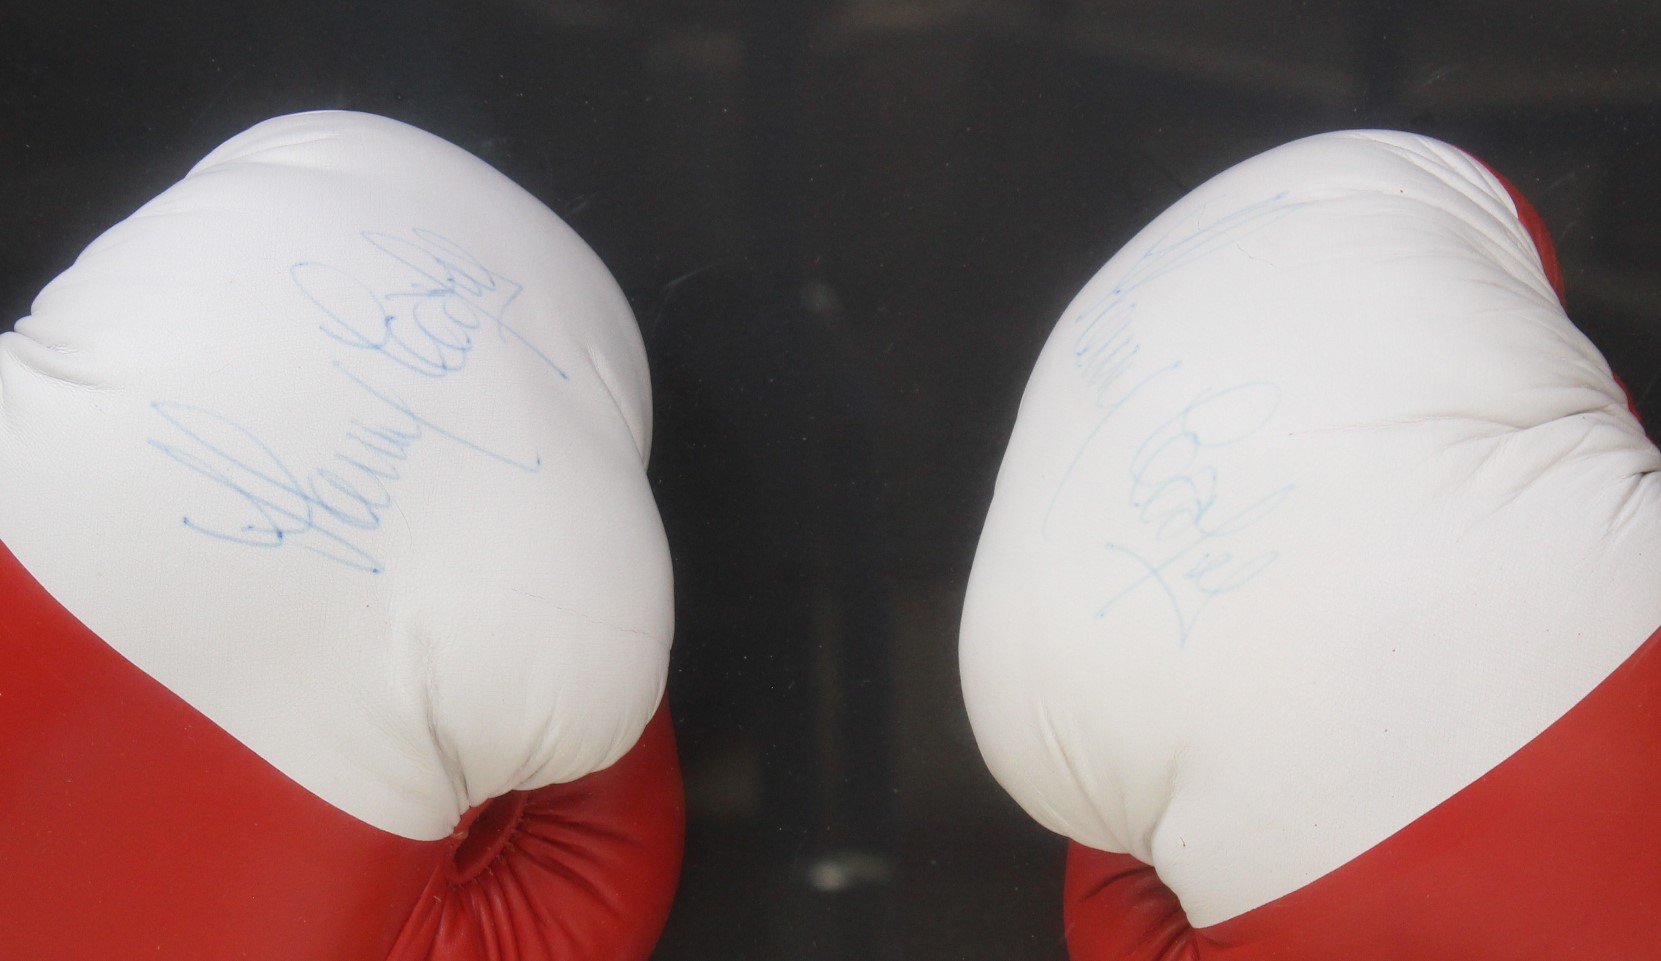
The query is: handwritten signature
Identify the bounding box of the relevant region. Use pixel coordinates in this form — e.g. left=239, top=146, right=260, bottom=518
left=148, top=229, right=555, bottom=573
left=294, top=227, right=568, bottom=381
left=1067, top=192, right=1300, bottom=413
left=1096, top=383, right=1291, bottom=646
left=1046, top=193, right=1302, bottom=645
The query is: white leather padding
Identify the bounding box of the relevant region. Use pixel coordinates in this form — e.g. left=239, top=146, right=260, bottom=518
left=960, top=130, right=1661, bottom=926
left=0, top=111, right=671, bottom=841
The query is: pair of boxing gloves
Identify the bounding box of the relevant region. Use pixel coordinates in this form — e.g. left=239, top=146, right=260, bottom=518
left=1, top=112, right=1654, bottom=959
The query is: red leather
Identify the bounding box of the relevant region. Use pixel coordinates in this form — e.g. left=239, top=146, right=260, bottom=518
left=1065, top=851, right=1196, bottom=961
left=390, top=706, right=684, bottom=960
left=1066, top=619, right=1661, bottom=960
left=0, top=537, right=682, bottom=960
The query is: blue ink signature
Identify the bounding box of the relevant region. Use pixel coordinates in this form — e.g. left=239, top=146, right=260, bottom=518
left=293, top=228, right=569, bottom=381
left=1047, top=193, right=1304, bottom=532
left=1042, top=194, right=1304, bottom=644
left=1095, top=383, right=1292, bottom=646
left=150, top=229, right=553, bottom=573
left=148, top=362, right=542, bottom=574
left=1065, top=192, right=1301, bottom=412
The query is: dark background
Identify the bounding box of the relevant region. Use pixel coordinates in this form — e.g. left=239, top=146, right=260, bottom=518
left=5, top=3, right=1660, bottom=958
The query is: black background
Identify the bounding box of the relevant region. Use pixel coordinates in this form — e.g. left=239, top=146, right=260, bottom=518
left=5, top=3, right=1660, bottom=959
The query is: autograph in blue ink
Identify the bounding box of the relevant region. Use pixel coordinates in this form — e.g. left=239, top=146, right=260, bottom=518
left=1066, top=192, right=1301, bottom=415
left=292, top=227, right=568, bottom=380
left=1045, top=194, right=1303, bottom=645
left=148, top=229, right=554, bottom=573
left=1095, top=383, right=1292, bottom=647
left=148, top=363, right=541, bottom=574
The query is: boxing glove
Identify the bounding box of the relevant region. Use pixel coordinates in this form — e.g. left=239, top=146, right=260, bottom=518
left=960, top=130, right=1661, bottom=958
left=0, top=111, right=682, bottom=960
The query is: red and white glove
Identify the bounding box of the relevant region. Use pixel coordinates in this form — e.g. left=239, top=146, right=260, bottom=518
left=960, top=130, right=1661, bottom=958
left=0, top=111, right=682, bottom=960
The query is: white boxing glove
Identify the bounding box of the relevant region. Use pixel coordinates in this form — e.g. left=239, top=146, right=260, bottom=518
left=961, top=130, right=1661, bottom=958
left=0, top=111, right=682, bottom=960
